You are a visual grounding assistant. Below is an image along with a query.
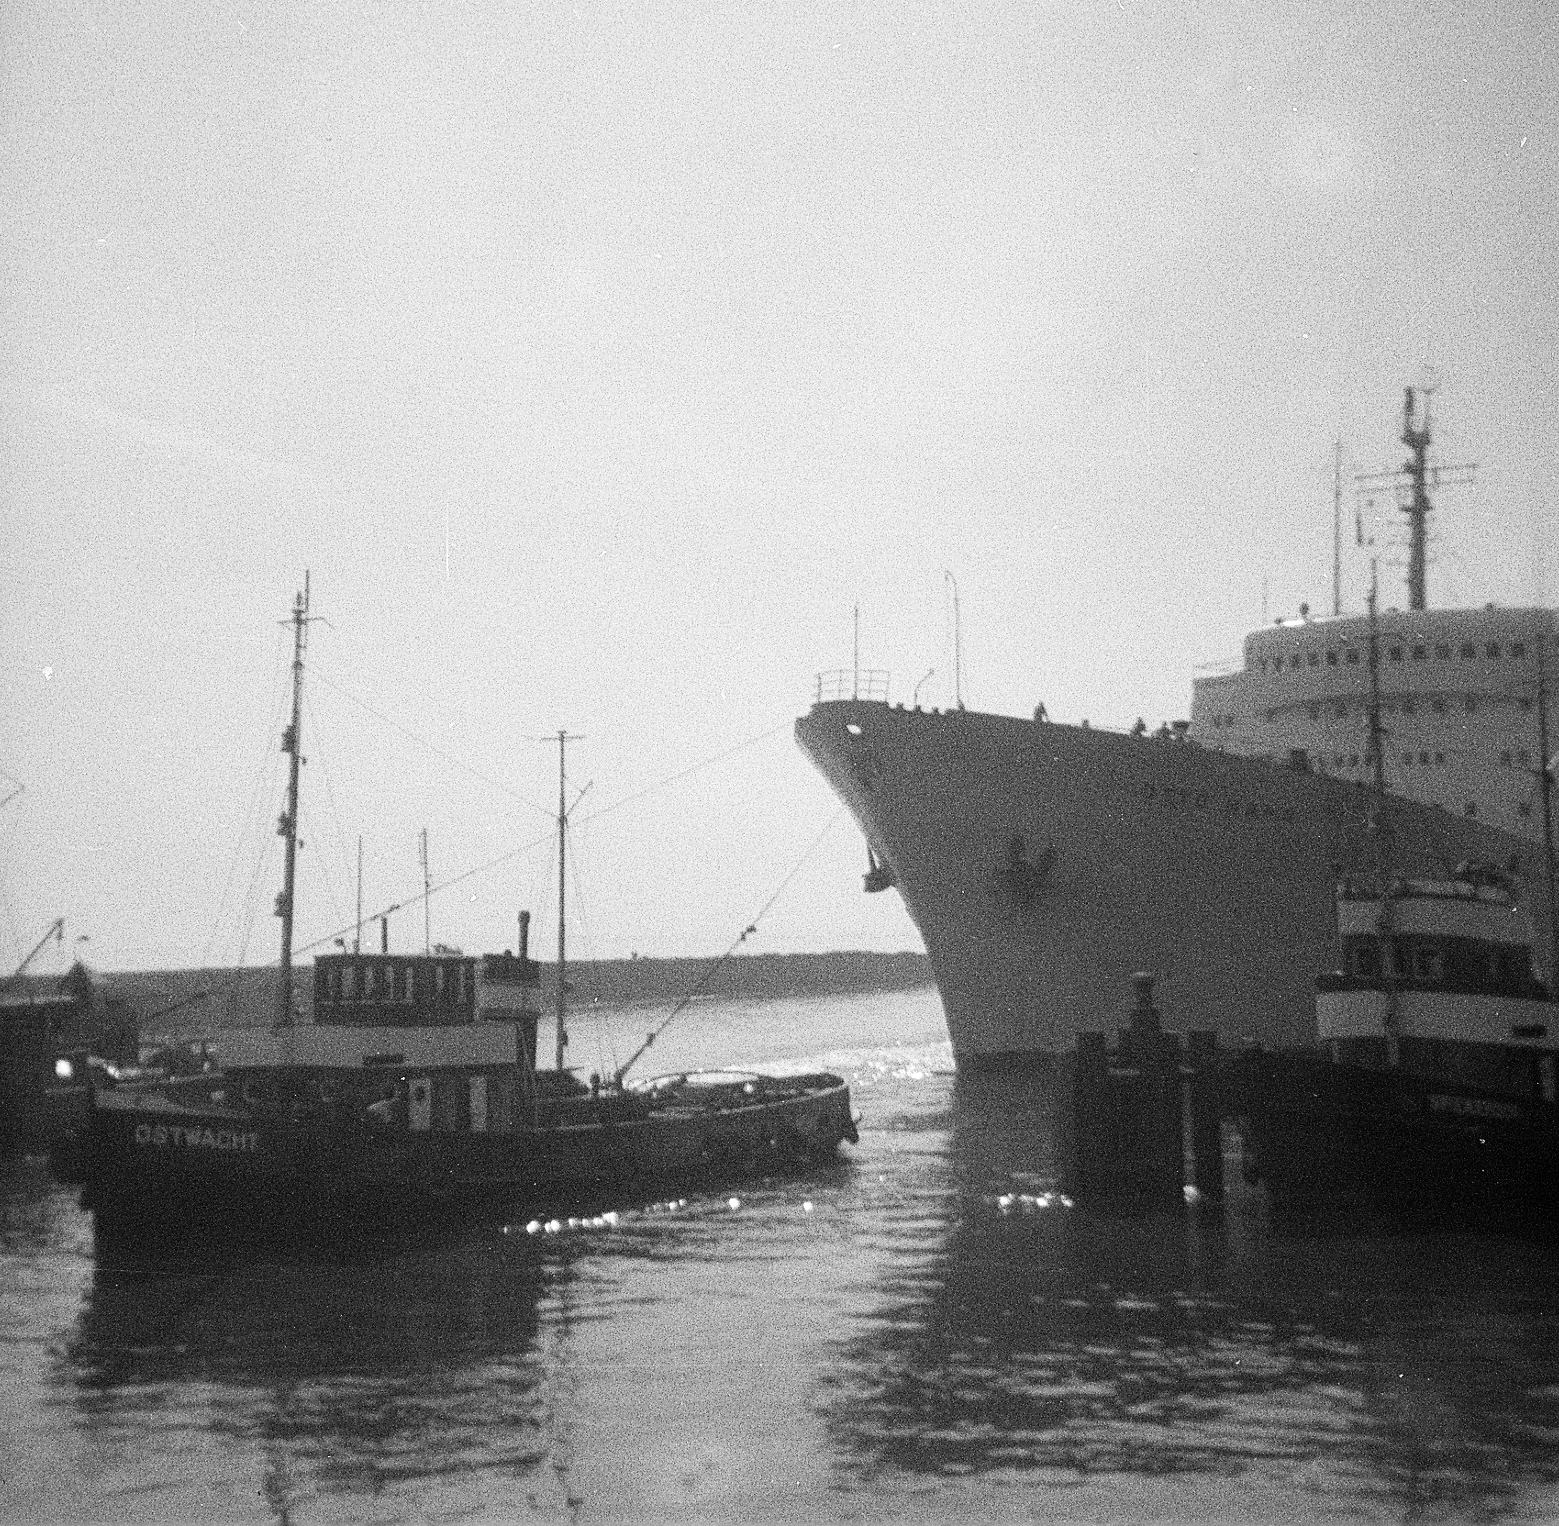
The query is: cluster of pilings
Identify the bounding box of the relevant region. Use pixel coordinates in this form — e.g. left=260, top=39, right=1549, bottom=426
left=1056, top=973, right=1224, bottom=1209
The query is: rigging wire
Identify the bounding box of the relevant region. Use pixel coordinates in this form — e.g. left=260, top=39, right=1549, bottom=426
left=0, top=778, right=25, bottom=967
left=560, top=815, right=622, bottom=1081
left=613, top=804, right=846, bottom=1085
left=198, top=627, right=292, bottom=970
left=298, top=690, right=356, bottom=936
left=293, top=718, right=792, bottom=956
left=311, top=668, right=551, bottom=819
left=575, top=721, right=790, bottom=833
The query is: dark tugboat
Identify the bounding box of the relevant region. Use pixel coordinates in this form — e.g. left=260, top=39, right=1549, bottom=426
left=1235, top=865, right=1559, bottom=1216
left=1, top=933, right=137, bottom=1158
left=1234, top=571, right=1559, bottom=1220
left=51, top=579, right=858, bottom=1231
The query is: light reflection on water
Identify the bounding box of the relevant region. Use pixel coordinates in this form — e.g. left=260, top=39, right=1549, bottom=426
left=3, top=988, right=1559, bottom=1521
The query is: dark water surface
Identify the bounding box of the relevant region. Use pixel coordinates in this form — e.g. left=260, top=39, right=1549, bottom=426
left=5, top=988, right=1559, bottom=1522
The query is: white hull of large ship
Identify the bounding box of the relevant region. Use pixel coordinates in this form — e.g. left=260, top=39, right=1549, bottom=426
left=795, top=702, right=1551, bottom=1062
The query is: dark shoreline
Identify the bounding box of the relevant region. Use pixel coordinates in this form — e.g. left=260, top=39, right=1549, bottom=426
left=49, top=950, right=933, bottom=1040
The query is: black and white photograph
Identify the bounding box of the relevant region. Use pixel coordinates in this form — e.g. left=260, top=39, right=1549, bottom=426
left=4, top=1, right=1559, bottom=1520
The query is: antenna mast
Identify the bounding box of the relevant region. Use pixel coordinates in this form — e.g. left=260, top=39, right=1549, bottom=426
left=420, top=828, right=431, bottom=953
left=853, top=605, right=860, bottom=700
left=274, top=574, right=312, bottom=1029
left=945, top=571, right=964, bottom=710
left=1332, top=438, right=1343, bottom=617
left=1401, top=386, right=1433, bottom=612
left=1353, top=377, right=1475, bottom=612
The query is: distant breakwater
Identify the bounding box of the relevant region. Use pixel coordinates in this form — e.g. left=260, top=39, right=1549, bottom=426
left=83, top=951, right=934, bottom=1040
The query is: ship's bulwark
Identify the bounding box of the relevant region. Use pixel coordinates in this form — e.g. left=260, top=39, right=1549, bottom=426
left=796, top=701, right=1550, bottom=1063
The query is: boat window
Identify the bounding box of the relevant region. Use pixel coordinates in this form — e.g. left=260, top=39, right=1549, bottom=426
left=1432, top=698, right=1446, bottom=714
left=1346, top=650, right=1360, bottom=664
left=1290, top=654, right=1301, bottom=670
left=1512, top=642, right=1526, bottom=657
left=1461, top=642, right=1476, bottom=658
left=1389, top=646, right=1403, bottom=662
left=1487, top=643, right=1501, bottom=658
left=1412, top=644, right=1427, bottom=660
left=436, top=965, right=447, bottom=1001
left=344, top=964, right=358, bottom=1001
left=1465, top=696, right=1477, bottom=713
left=1326, top=651, right=1338, bottom=666
left=1308, top=652, right=1320, bottom=667
left=1435, top=643, right=1450, bottom=659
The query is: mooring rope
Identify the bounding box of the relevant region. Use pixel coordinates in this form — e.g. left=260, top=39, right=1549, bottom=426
left=613, top=804, right=846, bottom=1085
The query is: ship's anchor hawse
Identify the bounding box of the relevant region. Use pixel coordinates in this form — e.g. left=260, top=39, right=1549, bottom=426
left=997, top=832, right=1055, bottom=904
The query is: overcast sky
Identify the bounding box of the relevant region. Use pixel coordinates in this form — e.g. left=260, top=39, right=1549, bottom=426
left=3, top=0, right=1557, bottom=975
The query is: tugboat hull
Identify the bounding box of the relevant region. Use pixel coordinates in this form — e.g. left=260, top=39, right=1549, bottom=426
left=65, top=1073, right=859, bottom=1229
left=1233, top=1052, right=1559, bottom=1219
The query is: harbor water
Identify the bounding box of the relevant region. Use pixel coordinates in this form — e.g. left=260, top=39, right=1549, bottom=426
left=5, top=986, right=1559, bottom=1523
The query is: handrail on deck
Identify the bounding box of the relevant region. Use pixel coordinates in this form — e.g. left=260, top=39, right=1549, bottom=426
left=814, top=669, right=891, bottom=704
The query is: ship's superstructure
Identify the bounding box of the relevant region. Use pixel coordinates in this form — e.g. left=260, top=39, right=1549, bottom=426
left=1192, top=605, right=1556, bottom=839
left=796, top=389, right=1558, bottom=1065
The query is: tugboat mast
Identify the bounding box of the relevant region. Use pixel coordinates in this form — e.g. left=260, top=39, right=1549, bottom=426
left=1365, top=565, right=1389, bottom=799
left=556, top=730, right=567, bottom=1070
left=1364, top=562, right=1400, bottom=1063
left=551, top=729, right=586, bottom=1070
left=275, top=575, right=311, bottom=1030
left=1539, top=640, right=1559, bottom=1006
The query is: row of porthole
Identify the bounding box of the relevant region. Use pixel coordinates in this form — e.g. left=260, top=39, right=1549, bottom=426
left=1211, top=695, right=1540, bottom=730
left=1209, top=694, right=1534, bottom=728
left=1257, top=639, right=1531, bottom=674
left=1322, top=750, right=1449, bottom=769
left=1298, top=694, right=1539, bottom=722
left=1304, top=695, right=1533, bottom=721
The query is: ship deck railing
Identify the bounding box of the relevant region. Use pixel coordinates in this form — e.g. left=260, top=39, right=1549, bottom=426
left=813, top=669, right=891, bottom=704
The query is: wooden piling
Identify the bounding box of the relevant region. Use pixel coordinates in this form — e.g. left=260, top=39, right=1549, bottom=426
left=1186, top=1029, right=1224, bottom=1201
left=1058, top=975, right=1187, bottom=1209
